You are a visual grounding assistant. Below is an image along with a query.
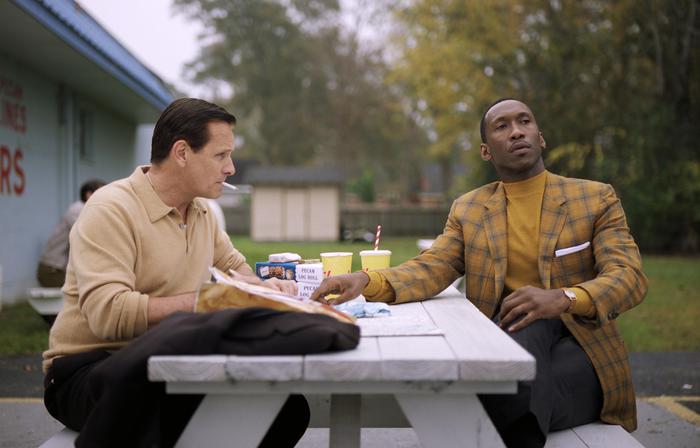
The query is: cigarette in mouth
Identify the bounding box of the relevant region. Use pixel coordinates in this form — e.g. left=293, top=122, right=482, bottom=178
left=222, top=182, right=238, bottom=191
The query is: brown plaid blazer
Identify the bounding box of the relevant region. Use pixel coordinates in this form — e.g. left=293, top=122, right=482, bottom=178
left=381, top=172, right=647, bottom=431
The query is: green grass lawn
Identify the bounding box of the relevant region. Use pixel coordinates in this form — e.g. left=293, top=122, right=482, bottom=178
left=1, top=237, right=697, bottom=354
left=0, top=299, right=53, bottom=355
left=230, top=235, right=427, bottom=273
left=617, top=255, right=700, bottom=352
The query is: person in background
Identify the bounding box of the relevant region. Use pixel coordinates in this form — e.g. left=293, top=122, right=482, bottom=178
left=311, top=98, right=647, bottom=448
left=36, top=179, right=105, bottom=287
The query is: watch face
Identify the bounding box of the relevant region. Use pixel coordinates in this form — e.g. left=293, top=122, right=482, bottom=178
left=562, top=289, right=576, bottom=312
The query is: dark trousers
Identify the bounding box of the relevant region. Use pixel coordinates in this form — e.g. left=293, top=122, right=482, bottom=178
left=479, top=318, right=603, bottom=448
left=37, top=262, right=66, bottom=287
left=43, top=308, right=360, bottom=448
left=44, top=350, right=308, bottom=448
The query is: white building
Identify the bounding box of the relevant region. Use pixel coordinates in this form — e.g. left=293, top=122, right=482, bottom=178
left=0, top=0, right=173, bottom=305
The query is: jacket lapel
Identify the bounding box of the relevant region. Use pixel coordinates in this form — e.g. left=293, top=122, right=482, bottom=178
left=483, top=183, right=508, bottom=300
left=538, top=174, right=567, bottom=288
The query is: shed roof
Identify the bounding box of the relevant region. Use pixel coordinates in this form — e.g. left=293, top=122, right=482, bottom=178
left=3, top=0, right=174, bottom=121
left=241, top=167, right=346, bottom=186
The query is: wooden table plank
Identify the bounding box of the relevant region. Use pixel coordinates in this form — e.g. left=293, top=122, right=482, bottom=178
left=148, top=355, right=227, bottom=382
left=544, top=429, right=588, bottom=448
left=225, top=355, right=302, bottom=381
left=571, top=423, right=645, bottom=448
left=421, top=298, right=535, bottom=381
left=305, top=337, right=382, bottom=381
left=165, top=380, right=516, bottom=395
left=377, top=336, right=458, bottom=380
left=358, top=301, right=443, bottom=337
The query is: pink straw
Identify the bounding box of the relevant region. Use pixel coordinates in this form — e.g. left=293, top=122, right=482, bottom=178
left=373, top=225, right=382, bottom=251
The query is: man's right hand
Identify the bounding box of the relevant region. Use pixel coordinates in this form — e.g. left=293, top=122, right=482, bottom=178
left=309, top=272, right=370, bottom=305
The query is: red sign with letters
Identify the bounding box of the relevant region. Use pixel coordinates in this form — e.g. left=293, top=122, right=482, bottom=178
left=0, top=76, right=26, bottom=196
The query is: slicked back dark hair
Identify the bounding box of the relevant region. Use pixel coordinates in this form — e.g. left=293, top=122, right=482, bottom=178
left=80, top=179, right=105, bottom=202
left=151, top=98, right=236, bottom=164
left=479, top=97, right=517, bottom=144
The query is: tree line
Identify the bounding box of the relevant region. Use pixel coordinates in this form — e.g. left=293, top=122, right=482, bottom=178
left=174, top=0, right=699, bottom=252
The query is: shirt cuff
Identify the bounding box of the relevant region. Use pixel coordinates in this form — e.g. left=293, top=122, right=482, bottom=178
left=362, top=271, right=396, bottom=303
left=569, top=286, right=596, bottom=318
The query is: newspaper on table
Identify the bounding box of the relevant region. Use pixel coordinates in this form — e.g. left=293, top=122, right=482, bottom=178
left=197, top=267, right=355, bottom=324
left=341, top=296, right=443, bottom=337
left=357, top=313, right=444, bottom=337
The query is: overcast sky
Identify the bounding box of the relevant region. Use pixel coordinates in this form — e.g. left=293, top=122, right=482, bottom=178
left=77, top=0, right=388, bottom=98
left=78, top=0, right=203, bottom=95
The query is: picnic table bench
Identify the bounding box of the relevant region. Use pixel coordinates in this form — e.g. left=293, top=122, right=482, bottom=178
left=27, top=287, right=63, bottom=324
left=39, top=286, right=644, bottom=447
left=39, top=421, right=644, bottom=448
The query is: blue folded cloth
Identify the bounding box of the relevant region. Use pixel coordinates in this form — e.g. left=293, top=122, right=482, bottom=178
left=334, top=300, right=391, bottom=318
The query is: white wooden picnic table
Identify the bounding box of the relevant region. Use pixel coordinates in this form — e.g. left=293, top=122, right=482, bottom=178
left=148, top=286, right=535, bottom=448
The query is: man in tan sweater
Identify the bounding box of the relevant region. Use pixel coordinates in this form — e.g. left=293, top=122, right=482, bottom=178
left=311, top=98, right=647, bottom=447
left=43, top=98, right=307, bottom=447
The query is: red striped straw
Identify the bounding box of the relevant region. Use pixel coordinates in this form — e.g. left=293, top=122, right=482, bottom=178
left=373, top=225, right=382, bottom=251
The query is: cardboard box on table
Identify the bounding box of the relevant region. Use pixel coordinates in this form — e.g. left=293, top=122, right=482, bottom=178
left=255, top=262, right=326, bottom=299
left=295, top=263, right=324, bottom=299
left=295, top=263, right=324, bottom=283
left=255, top=262, right=297, bottom=281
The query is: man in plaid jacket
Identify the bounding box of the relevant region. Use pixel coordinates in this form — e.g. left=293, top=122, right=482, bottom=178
left=311, top=98, right=647, bottom=447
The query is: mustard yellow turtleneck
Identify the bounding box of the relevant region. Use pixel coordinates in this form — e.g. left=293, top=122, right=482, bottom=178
left=502, top=170, right=547, bottom=293
left=363, top=171, right=594, bottom=317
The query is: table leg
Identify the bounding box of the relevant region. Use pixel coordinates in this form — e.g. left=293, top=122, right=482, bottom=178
left=175, top=393, right=288, bottom=448
left=329, top=394, right=361, bottom=448
left=395, top=393, right=504, bottom=448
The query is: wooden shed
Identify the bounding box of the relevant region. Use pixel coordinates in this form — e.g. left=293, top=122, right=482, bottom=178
left=242, top=167, right=345, bottom=241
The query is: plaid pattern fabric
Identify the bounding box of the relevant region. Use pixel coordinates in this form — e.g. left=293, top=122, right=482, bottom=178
left=381, top=172, right=647, bottom=431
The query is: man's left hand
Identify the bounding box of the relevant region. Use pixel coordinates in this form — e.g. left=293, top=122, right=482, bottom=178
left=499, top=286, right=570, bottom=332
left=230, top=267, right=298, bottom=296
left=262, top=277, right=298, bottom=296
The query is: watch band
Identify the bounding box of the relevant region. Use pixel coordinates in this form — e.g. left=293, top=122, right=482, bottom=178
left=562, top=288, right=577, bottom=313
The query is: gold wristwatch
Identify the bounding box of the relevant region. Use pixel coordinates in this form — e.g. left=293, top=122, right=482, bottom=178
left=562, top=288, right=577, bottom=313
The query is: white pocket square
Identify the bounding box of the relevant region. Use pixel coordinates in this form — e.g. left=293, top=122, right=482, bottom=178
left=555, top=241, right=591, bottom=257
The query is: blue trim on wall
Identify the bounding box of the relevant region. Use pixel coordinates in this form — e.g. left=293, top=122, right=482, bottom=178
left=12, top=0, right=174, bottom=111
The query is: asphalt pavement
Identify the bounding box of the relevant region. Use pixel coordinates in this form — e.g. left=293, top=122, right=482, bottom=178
left=1, top=352, right=698, bottom=447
